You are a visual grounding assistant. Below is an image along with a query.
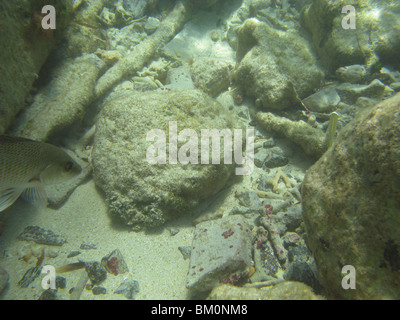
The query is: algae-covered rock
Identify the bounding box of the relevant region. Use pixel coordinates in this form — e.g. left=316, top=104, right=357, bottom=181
left=301, top=0, right=400, bottom=72
left=65, top=0, right=106, bottom=57
left=301, top=93, right=400, bottom=299
left=92, top=89, right=242, bottom=229
left=0, top=0, right=73, bottom=134
left=235, top=18, right=324, bottom=110
left=13, top=54, right=105, bottom=141
left=94, top=2, right=189, bottom=98
left=254, top=111, right=327, bottom=158
left=190, top=57, right=231, bottom=97
left=207, top=282, right=325, bottom=300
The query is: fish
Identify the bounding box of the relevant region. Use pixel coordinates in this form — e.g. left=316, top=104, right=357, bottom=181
left=0, top=135, right=81, bottom=212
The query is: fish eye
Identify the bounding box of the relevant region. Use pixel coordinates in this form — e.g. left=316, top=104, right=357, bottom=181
left=65, top=161, right=74, bottom=172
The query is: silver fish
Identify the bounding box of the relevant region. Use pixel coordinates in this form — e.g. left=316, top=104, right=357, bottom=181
left=0, top=135, right=81, bottom=212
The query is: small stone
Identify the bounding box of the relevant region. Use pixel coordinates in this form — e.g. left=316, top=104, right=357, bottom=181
left=336, top=64, right=367, bottom=84
left=39, top=289, right=59, bottom=300
left=80, top=243, right=97, bottom=250
left=389, top=82, right=400, bottom=92
left=282, top=232, right=301, bottom=247
left=17, top=226, right=66, bottom=246
left=263, top=138, right=276, bottom=148
left=56, top=276, right=67, bottom=289
left=254, top=150, right=269, bottom=168
left=210, top=30, right=220, bottom=42
left=67, top=251, right=81, bottom=258
left=92, top=286, right=107, bottom=295
left=264, top=153, right=289, bottom=169
left=355, top=97, right=378, bottom=109
left=18, top=266, right=41, bottom=288
left=94, top=49, right=122, bottom=66
left=30, top=245, right=43, bottom=258
left=144, top=17, right=160, bottom=35
left=101, top=249, right=129, bottom=276
left=84, top=261, right=107, bottom=285
left=167, top=227, right=180, bottom=236
left=235, top=191, right=262, bottom=208
left=303, top=87, right=341, bottom=113
left=336, top=79, right=386, bottom=104
left=287, top=243, right=311, bottom=263
left=47, top=247, right=59, bottom=258
left=114, top=280, right=140, bottom=299
left=178, top=246, right=191, bottom=260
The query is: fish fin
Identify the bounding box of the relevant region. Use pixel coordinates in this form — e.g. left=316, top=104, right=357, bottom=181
left=21, top=181, right=48, bottom=208
left=0, top=186, right=25, bottom=212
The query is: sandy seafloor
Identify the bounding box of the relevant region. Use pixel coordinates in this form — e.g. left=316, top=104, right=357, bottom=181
left=0, top=178, right=198, bottom=300
left=0, top=1, right=314, bottom=300
left=0, top=147, right=310, bottom=300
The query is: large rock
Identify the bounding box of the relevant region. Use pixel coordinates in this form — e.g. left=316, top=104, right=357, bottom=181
left=93, top=89, right=241, bottom=229
left=0, top=0, right=73, bottom=134
left=12, top=54, right=105, bottom=141
left=235, top=18, right=324, bottom=110
left=301, top=0, right=400, bottom=72
left=301, top=93, right=400, bottom=299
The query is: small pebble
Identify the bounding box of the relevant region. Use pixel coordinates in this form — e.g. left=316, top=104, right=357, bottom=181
left=39, top=289, right=58, bottom=300
left=67, top=251, right=81, bottom=258
left=18, top=266, right=41, bottom=288
left=80, top=243, right=97, bottom=250
left=47, top=247, right=59, bottom=258
left=114, top=280, right=140, bottom=299
left=85, top=261, right=107, bottom=285
left=56, top=276, right=67, bottom=289
left=92, top=286, right=107, bottom=295
left=30, top=245, right=43, bottom=258
left=178, top=246, right=191, bottom=260
left=101, top=249, right=129, bottom=275
left=264, top=153, right=289, bottom=168
left=167, top=227, right=180, bottom=236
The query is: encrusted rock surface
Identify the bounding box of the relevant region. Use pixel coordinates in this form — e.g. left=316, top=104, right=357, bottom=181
left=92, top=89, right=240, bottom=229
left=190, top=57, right=231, bottom=97
left=302, top=92, right=400, bottom=299
left=0, top=0, right=73, bottom=134
left=12, top=54, right=105, bottom=141
left=207, top=282, right=324, bottom=300
left=235, top=18, right=324, bottom=110
left=301, top=0, right=400, bottom=72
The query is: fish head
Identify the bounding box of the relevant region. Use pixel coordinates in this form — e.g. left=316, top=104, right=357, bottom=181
left=40, top=155, right=82, bottom=185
